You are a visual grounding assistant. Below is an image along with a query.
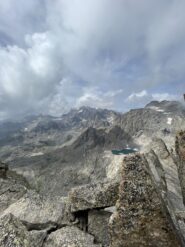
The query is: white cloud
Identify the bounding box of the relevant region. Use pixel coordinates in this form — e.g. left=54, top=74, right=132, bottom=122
left=152, top=93, right=178, bottom=101
left=0, top=31, right=65, bottom=117
left=127, top=90, right=148, bottom=101
left=126, top=90, right=178, bottom=109
left=76, top=87, right=123, bottom=109
left=0, top=0, right=184, bottom=119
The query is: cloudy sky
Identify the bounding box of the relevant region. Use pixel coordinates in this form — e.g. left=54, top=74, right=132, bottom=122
left=0, top=0, right=185, bottom=119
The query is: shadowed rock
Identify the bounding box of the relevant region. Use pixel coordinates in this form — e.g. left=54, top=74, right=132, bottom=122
left=0, top=161, right=8, bottom=178
left=88, top=209, right=111, bottom=246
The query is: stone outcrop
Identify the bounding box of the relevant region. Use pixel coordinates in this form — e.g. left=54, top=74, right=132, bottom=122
left=0, top=163, right=28, bottom=215
left=0, top=214, right=48, bottom=247
left=2, top=190, right=69, bottom=229
left=0, top=178, right=27, bottom=215
left=68, top=180, right=119, bottom=212
left=1, top=148, right=185, bottom=247
left=43, top=226, right=102, bottom=247
left=109, top=154, right=180, bottom=247
left=0, top=214, right=32, bottom=247
left=144, top=138, right=185, bottom=246
left=2, top=127, right=185, bottom=246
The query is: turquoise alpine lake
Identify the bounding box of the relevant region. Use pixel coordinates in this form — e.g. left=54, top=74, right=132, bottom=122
left=112, top=148, right=137, bottom=155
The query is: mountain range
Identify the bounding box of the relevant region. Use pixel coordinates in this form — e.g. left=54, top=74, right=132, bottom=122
left=0, top=100, right=185, bottom=246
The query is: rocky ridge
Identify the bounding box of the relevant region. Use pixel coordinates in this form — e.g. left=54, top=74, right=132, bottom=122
left=0, top=101, right=185, bottom=246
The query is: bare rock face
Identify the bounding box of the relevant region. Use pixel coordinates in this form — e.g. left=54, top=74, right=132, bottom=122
left=150, top=138, right=170, bottom=159
left=43, top=226, right=102, bottom=247
left=109, top=154, right=180, bottom=247
left=0, top=214, right=48, bottom=247
left=176, top=131, right=185, bottom=203
left=68, top=180, right=119, bottom=212
left=0, top=178, right=27, bottom=215
left=0, top=163, right=28, bottom=215
left=0, top=214, right=32, bottom=247
left=2, top=190, right=68, bottom=229
left=145, top=138, right=185, bottom=246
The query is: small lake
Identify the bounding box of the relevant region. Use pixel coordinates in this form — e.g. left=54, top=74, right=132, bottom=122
left=112, top=148, right=137, bottom=155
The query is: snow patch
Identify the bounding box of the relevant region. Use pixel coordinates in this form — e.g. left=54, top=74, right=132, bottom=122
left=167, top=117, right=172, bottom=125
left=125, top=145, right=138, bottom=151
left=107, top=116, right=114, bottom=124
left=104, top=206, right=116, bottom=213
left=30, top=152, right=44, bottom=157
left=53, top=117, right=63, bottom=121
left=148, top=106, right=164, bottom=112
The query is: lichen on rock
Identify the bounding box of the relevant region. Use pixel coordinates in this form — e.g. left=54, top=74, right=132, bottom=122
left=109, top=154, right=180, bottom=247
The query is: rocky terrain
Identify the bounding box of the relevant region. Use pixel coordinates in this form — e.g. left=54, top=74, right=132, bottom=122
left=0, top=100, right=185, bottom=246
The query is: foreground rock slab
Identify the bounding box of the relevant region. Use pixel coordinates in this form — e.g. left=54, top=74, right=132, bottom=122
left=44, top=226, right=102, bottom=247
left=0, top=214, right=47, bottom=247
left=2, top=190, right=68, bottom=228
left=109, top=154, right=180, bottom=247
left=69, top=180, right=119, bottom=212
left=0, top=214, right=32, bottom=247
left=0, top=178, right=27, bottom=215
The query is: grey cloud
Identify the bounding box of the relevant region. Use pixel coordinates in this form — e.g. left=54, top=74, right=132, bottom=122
left=0, top=0, right=185, bottom=119
left=0, top=0, right=46, bottom=46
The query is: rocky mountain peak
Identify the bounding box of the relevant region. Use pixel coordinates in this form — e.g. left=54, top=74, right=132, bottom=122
left=145, top=100, right=185, bottom=114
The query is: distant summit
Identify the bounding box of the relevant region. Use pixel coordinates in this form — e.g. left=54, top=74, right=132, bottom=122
left=145, top=100, right=185, bottom=114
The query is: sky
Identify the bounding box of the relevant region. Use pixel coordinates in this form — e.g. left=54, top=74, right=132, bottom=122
left=0, top=0, right=185, bottom=120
